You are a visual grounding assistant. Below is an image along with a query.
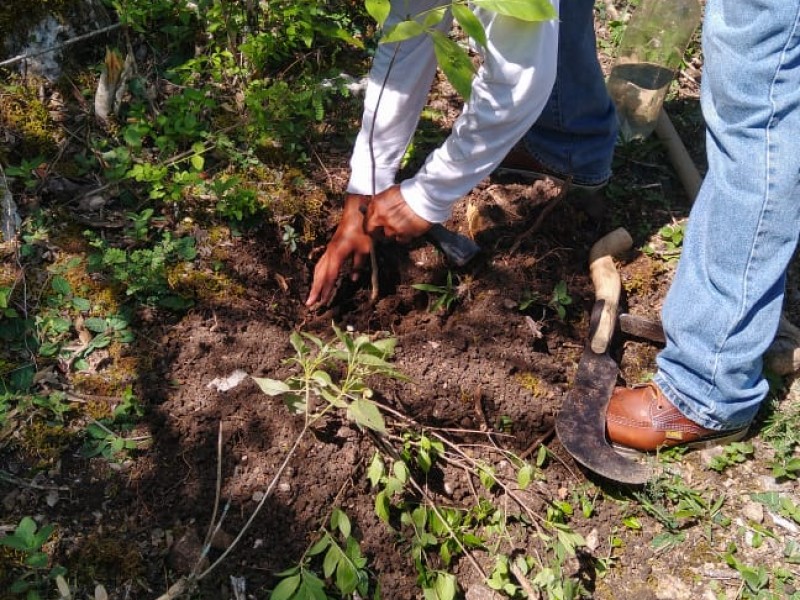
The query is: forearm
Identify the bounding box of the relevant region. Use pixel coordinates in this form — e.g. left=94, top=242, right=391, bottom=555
left=348, top=0, right=452, bottom=196
left=403, top=3, right=560, bottom=223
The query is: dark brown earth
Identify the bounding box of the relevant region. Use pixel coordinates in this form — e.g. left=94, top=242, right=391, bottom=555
left=3, top=4, right=800, bottom=600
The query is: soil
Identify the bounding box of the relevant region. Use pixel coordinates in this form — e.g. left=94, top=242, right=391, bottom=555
left=2, top=5, right=800, bottom=600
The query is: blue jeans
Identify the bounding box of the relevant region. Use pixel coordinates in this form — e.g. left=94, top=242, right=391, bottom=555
left=522, top=0, right=617, bottom=186
left=654, top=0, right=800, bottom=430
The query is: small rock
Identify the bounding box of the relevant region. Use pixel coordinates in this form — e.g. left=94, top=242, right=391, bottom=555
left=252, top=491, right=265, bottom=502
left=742, top=501, right=764, bottom=524
left=465, top=584, right=503, bottom=600
left=585, top=528, right=600, bottom=552
left=211, top=528, right=235, bottom=550
left=169, top=528, right=209, bottom=575
left=94, top=584, right=108, bottom=600
left=699, top=446, right=725, bottom=468
left=655, top=574, right=692, bottom=600
left=278, top=483, right=291, bottom=493
left=45, top=490, right=59, bottom=507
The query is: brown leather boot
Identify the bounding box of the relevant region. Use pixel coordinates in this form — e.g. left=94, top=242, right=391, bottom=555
left=606, top=382, right=748, bottom=452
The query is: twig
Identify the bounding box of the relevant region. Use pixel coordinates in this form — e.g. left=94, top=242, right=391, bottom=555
left=0, top=470, right=69, bottom=491
left=365, top=42, right=402, bottom=306
left=0, top=23, right=122, bottom=69
left=518, top=426, right=555, bottom=461
left=201, top=422, right=225, bottom=550
left=508, top=177, right=572, bottom=254
left=509, top=560, right=541, bottom=599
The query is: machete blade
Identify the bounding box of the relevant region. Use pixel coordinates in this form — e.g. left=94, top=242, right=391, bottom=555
left=555, top=346, right=654, bottom=485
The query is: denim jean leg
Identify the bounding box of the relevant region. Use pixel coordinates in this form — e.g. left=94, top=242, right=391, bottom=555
left=654, top=0, right=800, bottom=431
left=522, top=0, right=616, bottom=186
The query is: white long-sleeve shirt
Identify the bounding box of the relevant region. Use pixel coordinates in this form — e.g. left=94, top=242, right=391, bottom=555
left=347, top=0, right=559, bottom=223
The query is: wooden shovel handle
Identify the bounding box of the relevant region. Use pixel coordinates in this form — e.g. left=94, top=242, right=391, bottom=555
left=588, top=227, right=633, bottom=353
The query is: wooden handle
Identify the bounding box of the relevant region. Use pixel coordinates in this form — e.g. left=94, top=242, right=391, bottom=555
left=588, top=228, right=633, bottom=353
left=655, top=108, right=702, bottom=202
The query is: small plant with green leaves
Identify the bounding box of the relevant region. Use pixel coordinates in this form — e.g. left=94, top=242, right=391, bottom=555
left=760, top=393, right=800, bottom=480
left=0, top=516, right=66, bottom=598
left=412, top=271, right=462, bottom=312
left=81, top=387, right=148, bottom=462
left=282, top=224, right=300, bottom=253
left=644, top=222, right=685, bottom=262
left=548, top=280, right=573, bottom=320
left=706, top=441, right=755, bottom=472
left=253, top=326, right=406, bottom=432
left=270, top=508, right=376, bottom=600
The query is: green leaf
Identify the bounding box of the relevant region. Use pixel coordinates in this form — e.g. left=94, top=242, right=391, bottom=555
left=367, top=452, right=385, bottom=488
left=252, top=377, right=292, bottom=396
left=307, top=535, right=331, bottom=557
left=51, top=276, right=72, bottom=296
left=517, top=464, right=533, bottom=490
left=323, top=545, right=340, bottom=579
left=270, top=573, right=301, bottom=600
left=471, top=0, right=558, bottom=22
left=423, top=6, right=448, bottom=28
left=365, top=0, right=391, bottom=26
left=381, top=20, right=426, bottom=44
left=72, top=297, right=91, bottom=311
left=430, top=30, right=476, bottom=100
left=332, top=508, right=351, bottom=538
left=375, top=490, right=390, bottom=523
left=84, top=317, right=108, bottom=333
left=452, top=4, right=487, bottom=48
left=347, top=398, right=386, bottom=432
left=336, top=560, right=359, bottom=595
left=434, top=572, right=457, bottom=600
left=190, top=154, right=204, bottom=171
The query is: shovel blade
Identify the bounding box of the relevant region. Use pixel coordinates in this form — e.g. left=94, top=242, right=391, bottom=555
left=556, top=350, right=654, bottom=485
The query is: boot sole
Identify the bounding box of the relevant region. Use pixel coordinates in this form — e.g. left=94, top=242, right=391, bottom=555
left=611, top=426, right=749, bottom=459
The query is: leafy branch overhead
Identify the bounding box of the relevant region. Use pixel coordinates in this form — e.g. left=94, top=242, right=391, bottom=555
left=364, top=0, right=558, bottom=98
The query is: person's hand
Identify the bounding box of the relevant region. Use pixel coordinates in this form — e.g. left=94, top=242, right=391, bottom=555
left=306, top=194, right=373, bottom=308
left=365, top=185, right=432, bottom=243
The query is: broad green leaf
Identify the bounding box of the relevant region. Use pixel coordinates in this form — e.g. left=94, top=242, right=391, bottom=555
left=375, top=490, right=390, bottom=523
left=270, top=573, right=301, bottom=600
left=289, top=331, right=308, bottom=356
left=434, top=572, right=457, bottom=600
left=381, top=20, right=426, bottom=44
left=430, top=30, right=476, bottom=100
left=472, top=0, right=557, bottom=22
left=423, top=6, right=447, bottom=28
left=517, top=463, right=533, bottom=489
left=365, top=0, right=391, bottom=26
left=84, top=317, right=108, bottom=333
left=452, top=4, right=487, bottom=48
left=252, top=377, right=292, bottom=396
left=367, top=452, right=385, bottom=488
left=72, top=297, right=91, bottom=311
left=347, top=398, right=386, bottom=432
left=190, top=154, right=204, bottom=171
left=310, top=370, right=333, bottom=388
left=51, top=276, right=72, bottom=296
left=26, top=551, right=49, bottom=568
left=323, top=545, right=340, bottom=579
left=392, top=460, right=409, bottom=483
left=336, top=561, right=359, bottom=595
left=332, top=508, right=351, bottom=538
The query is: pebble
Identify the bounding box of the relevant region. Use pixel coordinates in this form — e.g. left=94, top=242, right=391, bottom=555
left=741, top=501, right=764, bottom=524
left=655, top=574, right=692, bottom=600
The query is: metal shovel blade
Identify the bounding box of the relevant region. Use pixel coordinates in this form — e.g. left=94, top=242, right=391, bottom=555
left=555, top=348, right=654, bottom=485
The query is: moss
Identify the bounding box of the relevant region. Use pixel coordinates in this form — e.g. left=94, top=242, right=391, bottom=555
left=20, top=419, right=74, bottom=465
left=515, top=372, right=546, bottom=398
left=69, top=533, right=144, bottom=586
left=166, top=262, right=245, bottom=303
left=0, top=83, right=60, bottom=159
left=71, top=353, right=139, bottom=397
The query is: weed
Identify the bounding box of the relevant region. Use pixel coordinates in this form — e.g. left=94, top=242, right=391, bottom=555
left=549, top=280, right=573, bottom=320
left=0, top=516, right=66, bottom=598
left=643, top=221, right=685, bottom=262
left=706, top=441, right=755, bottom=472
left=412, top=271, right=461, bottom=312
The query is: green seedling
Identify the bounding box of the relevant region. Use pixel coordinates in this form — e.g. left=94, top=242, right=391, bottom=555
left=549, top=280, right=573, bottom=320
left=0, top=516, right=66, bottom=598
left=707, top=441, right=755, bottom=472
left=644, top=222, right=685, bottom=262
left=282, top=224, right=300, bottom=253
left=412, top=271, right=462, bottom=312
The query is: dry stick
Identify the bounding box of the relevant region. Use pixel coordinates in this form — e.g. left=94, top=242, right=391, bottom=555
left=365, top=42, right=403, bottom=305
left=200, top=423, right=225, bottom=555
left=0, top=23, right=122, bottom=68
left=508, top=176, right=572, bottom=254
